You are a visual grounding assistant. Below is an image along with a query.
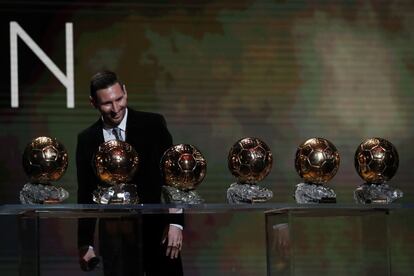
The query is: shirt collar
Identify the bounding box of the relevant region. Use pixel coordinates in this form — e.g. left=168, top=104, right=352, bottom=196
left=102, top=108, right=128, bottom=132
left=117, top=108, right=128, bottom=132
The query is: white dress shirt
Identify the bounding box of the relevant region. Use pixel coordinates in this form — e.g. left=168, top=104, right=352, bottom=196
left=102, top=109, right=128, bottom=141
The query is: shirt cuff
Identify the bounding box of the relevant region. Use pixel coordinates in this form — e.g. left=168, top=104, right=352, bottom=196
left=170, top=223, right=183, bottom=230
left=169, top=208, right=183, bottom=214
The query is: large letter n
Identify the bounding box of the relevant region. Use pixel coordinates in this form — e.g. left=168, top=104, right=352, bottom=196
left=10, top=21, right=74, bottom=108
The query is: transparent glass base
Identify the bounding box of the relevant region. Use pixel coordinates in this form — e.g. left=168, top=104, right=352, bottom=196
left=354, top=183, right=403, bottom=204
left=93, top=183, right=139, bottom=204
left=294, top=183, right=336, bottom=204
left=161, top=186, right=204, bottom=204
left=19, top=183, right=69, bottom=204
left=227, top=182, right=273, bottom=203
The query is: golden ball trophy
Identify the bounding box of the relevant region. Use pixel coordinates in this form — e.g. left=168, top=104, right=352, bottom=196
left=227, top=137, right=273, bottom=203
left=20, top=136, right=69, bottom=204
left=160, top=144, right=206, bottom=204
left=354, top=137, right=402, bottom=204
left=93, top=140, right=139, bottom=204
left=294, top=138, right=340, bottom=203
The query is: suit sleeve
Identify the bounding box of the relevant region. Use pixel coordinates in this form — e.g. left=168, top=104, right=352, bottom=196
left=76, top=133, right=97, bottom=249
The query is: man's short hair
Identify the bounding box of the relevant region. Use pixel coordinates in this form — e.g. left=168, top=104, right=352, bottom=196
left=90, top=70, right=123, bottom=99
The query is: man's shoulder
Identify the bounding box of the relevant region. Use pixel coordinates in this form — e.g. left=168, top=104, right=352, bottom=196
left=77, top=119, right=101, bottom=140
left=128, top=108, right=165, bottom=125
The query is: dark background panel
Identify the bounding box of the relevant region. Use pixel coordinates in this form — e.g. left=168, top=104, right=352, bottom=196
left=1, top=0, right=414, bottom=275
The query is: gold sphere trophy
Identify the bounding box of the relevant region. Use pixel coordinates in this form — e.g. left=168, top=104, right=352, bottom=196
left=160, top=144, right=206, bottom=204
left=294, top=138, right=340, bottom=203
left=354, top=138, right=402, bottom=204
left=20, top=136, right=69, bottom=204
left=93, top=140, right=140, bottom=204
left=227, top=137, right=273, bottom=203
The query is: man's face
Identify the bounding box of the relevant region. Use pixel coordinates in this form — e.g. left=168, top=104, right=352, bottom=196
left=91, top=83, right=127, bottom=127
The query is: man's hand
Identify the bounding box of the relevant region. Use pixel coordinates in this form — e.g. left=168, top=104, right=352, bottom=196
left=162, top=225, right=183, bottom=259
left=79, top=246, right=100, bottom=271
left=273, top=223, right=290, bottom=258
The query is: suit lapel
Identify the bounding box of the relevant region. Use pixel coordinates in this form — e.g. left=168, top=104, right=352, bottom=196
left=91, top=119, right=105, bottom=150
left=125, top=109, right=146, bottom=153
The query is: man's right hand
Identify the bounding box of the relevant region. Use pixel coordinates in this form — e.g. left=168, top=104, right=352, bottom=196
left=79, top=246, right=100, bottom=271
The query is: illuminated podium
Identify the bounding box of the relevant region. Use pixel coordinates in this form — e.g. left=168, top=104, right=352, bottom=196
left=1, top=205, right=151, bottom=276
left=265, top=205, right=414, bottom=276
left=0, top=204, right=270, bottom=276
left=0, top=204, right=413, bottom=275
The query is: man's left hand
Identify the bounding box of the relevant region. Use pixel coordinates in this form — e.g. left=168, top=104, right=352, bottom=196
left=162, top=225, right=183, bottom=259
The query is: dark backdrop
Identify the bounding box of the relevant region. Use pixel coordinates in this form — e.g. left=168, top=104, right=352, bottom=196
left=1, top=1, right=414, bottom=275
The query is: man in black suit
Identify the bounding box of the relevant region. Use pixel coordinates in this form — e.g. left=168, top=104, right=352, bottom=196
left=77, top=70, right=183, bottom=275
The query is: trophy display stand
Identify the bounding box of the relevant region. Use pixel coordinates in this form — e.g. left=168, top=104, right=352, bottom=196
left=266, top=207, right=392, bottom=276
left=10, top=205, right=144, bottom=276
left=1, top=204, right=414, bottom=275
left=19, top=213, right=40, bottom=276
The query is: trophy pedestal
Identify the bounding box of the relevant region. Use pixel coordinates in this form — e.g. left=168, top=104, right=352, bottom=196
left=227, top=182, right=273, bottom=204
left=93, top=183, right=139, bottom=204
left=161, top=186, right=204, bottom=204
left=354, top=183, right=403, bottom=204
left=266, top=207, right=392, bottom=276
left=294, top=183, right=336, bottom=204
left=19, top=183, right=69, bottom=204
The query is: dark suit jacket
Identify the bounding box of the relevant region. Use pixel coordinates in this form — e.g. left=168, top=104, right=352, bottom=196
left=76, top=108, right=183, bottom=248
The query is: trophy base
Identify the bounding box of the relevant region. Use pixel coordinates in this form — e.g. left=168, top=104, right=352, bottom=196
left=19, top=182, right=69, bottom=204
left=226, top=182, right=273, bottom=204
left=162, top=186, right=204, bottom=204
left=354, top=183, right=403, bottom=204
left=294, top=182, right=336, bottom=204
left=93, top=183, right=139, bottom=204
